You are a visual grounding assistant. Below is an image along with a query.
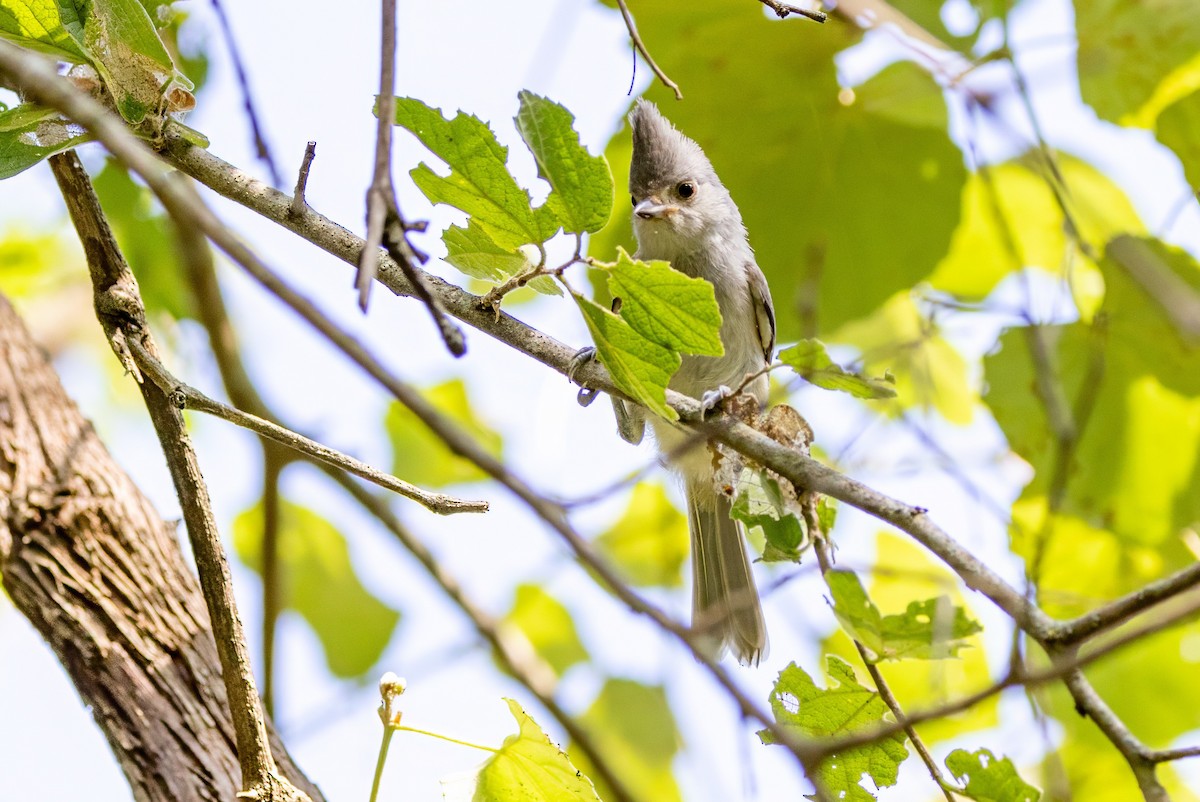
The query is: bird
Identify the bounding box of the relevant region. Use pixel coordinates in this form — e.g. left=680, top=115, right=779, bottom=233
left=620, top=99, right=776, bottom=665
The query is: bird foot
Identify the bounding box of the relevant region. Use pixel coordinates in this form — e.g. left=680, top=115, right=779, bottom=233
left=568, top=347, right=600, bottom=407
left=700, top=385, right=736, bottom=416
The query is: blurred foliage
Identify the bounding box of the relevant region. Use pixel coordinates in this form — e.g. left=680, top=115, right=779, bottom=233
left=501, top=583, right=589, bottom=676
left=234, top=500, right=400, bottom=678
left=594, top=481, right=688, bottom=588
left=385, top=377, right=504, bottom=487
left=570, top=679, right=684, bottom=802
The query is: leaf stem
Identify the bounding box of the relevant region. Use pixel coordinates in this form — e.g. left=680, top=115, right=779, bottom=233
left=395, top=725, right=497, bottom=754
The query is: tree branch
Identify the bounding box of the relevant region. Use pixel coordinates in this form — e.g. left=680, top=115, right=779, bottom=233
left=47, top=149, right=307, bottom=802
left=130, top=345, right=489, bottom=514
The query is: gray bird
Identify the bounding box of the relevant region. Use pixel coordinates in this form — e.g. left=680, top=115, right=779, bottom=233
left=619, top=99, right=776, bottom=665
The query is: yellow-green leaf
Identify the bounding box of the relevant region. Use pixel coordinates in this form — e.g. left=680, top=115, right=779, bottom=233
left=388, top=97, right=549, bottom=249
left=760, top=656, right=909, bottom=800
left=574, top=294, right=679, bottom=421
left=501, top=584, right=589, bottom=676
left=602, top=248, right=723, bottom=356
left=0, top=104, right=91, bottom=180
left=385, top=378, right=503, bottom=488
left=571, top=679, right=683, bottom=802
left=234, top=500, right=399, bottom=678
left=779, top=339, right=896, bottom=399
left=594, top=482, right=688, bottom=588
left=514, top=91, right=613, bottom=235
left=827, top=570, right=981, bottom=662
left=946, top=748, right=1040, bottom=802
left=474, top=699, right=601, bottom=802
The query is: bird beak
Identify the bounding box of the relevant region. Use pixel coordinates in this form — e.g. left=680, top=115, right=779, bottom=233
left=634, top=197, right=674, bottom=220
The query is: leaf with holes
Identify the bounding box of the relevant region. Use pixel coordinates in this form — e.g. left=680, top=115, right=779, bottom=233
left=827, top=570, right=981, bottom=662
left=603, top=248, right=724, bottom=356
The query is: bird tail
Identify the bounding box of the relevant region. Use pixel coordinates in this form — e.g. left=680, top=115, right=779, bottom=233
left=687, top=480, right=767, bottom=666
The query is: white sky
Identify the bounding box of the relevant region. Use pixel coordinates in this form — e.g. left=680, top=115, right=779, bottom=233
left=2, top=0, right=1199, bottom=800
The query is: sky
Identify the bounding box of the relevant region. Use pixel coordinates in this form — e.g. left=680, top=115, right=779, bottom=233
left=2, top=0, right=1200, bottom=801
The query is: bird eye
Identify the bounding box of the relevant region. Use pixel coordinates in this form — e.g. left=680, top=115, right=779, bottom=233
left=677, top=181, right=695, bottom=199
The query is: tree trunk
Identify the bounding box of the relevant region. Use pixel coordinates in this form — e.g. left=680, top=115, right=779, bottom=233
left=0, top=294, right=323, bottom=802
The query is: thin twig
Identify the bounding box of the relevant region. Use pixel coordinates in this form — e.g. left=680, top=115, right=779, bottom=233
left=261, top=447, right=284, bottom=717
left=614, top=0, right=682, bottom=100
left=210, top=0, right=281, bottom=186
left=290, top=141, right=316, bottom=217
left=46, top=149, right=305, bottom=802
left=130, top=351, right=488, bottom=514
left=758, top=0, right=827, bottom=23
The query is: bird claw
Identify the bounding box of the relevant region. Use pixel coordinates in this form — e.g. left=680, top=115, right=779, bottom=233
left=569, top=347, right=600, bottom=407
left=700, top=385, right=735, bottom=416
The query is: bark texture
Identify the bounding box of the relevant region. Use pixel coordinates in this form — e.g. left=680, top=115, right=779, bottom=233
left=0, top=295, right=323, bottom=802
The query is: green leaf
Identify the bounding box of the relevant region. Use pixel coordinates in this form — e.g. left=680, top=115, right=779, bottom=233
left=385, top=378, right=503, bottom=488
left=474, top=699, right=601, bottom=802
left=594, top=481, right=688, bottom=588
left=591, top=16, right=965, bottom=335
left=388, top=97, right=551, bottom=249
left=0, top=0, right=89, bottom=62
left=834, top=292, right=976, bottom=424
left=570, top=679, right=683, bottom=802
left=1075, top=0, right=1200, bottom=125
left=233, top=500, right=399, bottom=678
left=92, top=158, right=195, bottom=320
left=760, top=656, right=909, bottom=800
left=1157, top=90, right=1200, bottom=189
left=442, top=220, right=533, bottom=283
left=514, top=91, right=613, bottom=235
left=779, top=339, right=896, bottom=399
left=603, top=248, right=724, bottom=356
left=827, top=570, right=981, bottom=662
left=945, top=748, right=1041, bottom=802
left=501, top=584, right=589, bottom=676
left=822, top=532, right=999, bottom=746
left=730, top=471, right=806, bottom=563
left=574, top=294, right=679, bottom=421
left=927, top=153, right=1143, bottom=307
left=0, top=104, right=91, bottom=180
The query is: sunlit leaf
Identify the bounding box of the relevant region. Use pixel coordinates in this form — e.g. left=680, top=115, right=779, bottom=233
left=834, top=292, right=975, bottom=423
left=821, top=533, right=998, bottom=746
left=927, top=154, right=1143, bottom=310
left=442, top=220, right=533, bottom=283
left=778, top=339, right=896, bottom=399
left=827, top=570, right=981, bottom=662
left=388, top=97, right=552, bottom=249
left=501, top=584, right=588, bottom=676
left=386, top=378, right=504, bottom=488
left=570, top=679, right=683, bottom=802
left=474, top=699, right=600, bottom=802
left=514, top=91, right=613, bottom=235
left=594, top=482, right=688, bottom=588
left=946, top=748, right=1041, bottom=802
left=760, top=656, right=909, bottom=800
left=234, top=500, right=399, bottom=678
left=602, top=248, right=723, bottom=356
left=0, top=0, right=89, bottom=61
left=574, top=293, right=679, bottom=420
